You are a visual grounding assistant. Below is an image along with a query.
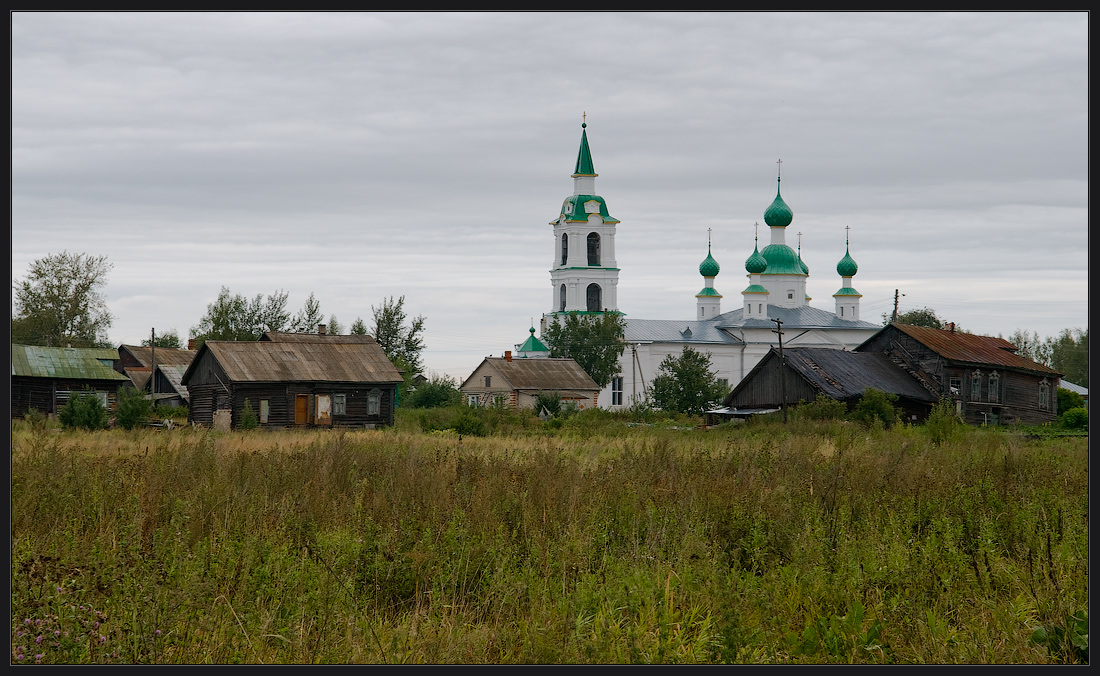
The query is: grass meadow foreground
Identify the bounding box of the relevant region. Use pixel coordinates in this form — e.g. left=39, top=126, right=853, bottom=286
left=10, top=408, right=1089, bottom=664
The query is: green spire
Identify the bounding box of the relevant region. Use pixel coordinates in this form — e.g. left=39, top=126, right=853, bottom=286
left=572, top=122, right=596, bottom=177
left=837, top=228, right=858, bottom=277
left=699, top=233, right=720, bottom=278
left=764, top=177, right=793, bottom=228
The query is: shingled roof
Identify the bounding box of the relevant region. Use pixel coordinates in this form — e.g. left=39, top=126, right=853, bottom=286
left=463, top=357, right=599, bottom=392
left=781, top=347, right=937, bottom=403
left=182, top=340, right=403, bottom=385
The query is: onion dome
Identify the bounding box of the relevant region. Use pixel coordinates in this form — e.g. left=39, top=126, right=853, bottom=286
left=837, top=246, right=858, bottom=278
left=798, top=252, right=809, bottom=275
left=745, top=242, right=767, bottom=275
left=699, top=245, right=720, bottom=278
left=764, top=178, right=793, bottom=228
left=760, top=243, right=805, bottom=275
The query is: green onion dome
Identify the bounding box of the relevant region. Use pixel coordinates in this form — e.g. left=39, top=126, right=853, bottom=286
left=745, top=243, right=768, bottom=275
left=699, top=246, right=720, bottom=278
left=799, top=253, right=809, bottom=275
left=837, top=247, right=858, bottom=278
left=764, top=178, right=793, bottom=228
left=760, top=243, right=805, bottom=275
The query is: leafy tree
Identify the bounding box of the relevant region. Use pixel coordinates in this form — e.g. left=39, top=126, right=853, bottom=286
left=141, top=329, right=183, bottom=349
left=350, top=317, right=368, bottom=335
left=291, top=292, right=324, bottom=334
left=648, top=346, right=728, bottom=415
left=542, top=312, right=626, bottom=388
left=58, top=391, right=109, bottom=430
left=1057, top=387, right=1085, bottom=414
left=405, top=374, right=462, bottom=409
left=12, top=251, right=114, bottom=347
left=372, top=296, right=426, bottom=374
left=1049, top=328, right=1088, bottom=387
left=114, top=387, right=153, bottom=430
left=883, top=307, right=947, bottom=329
left=1006, top=328, right=1053, bottom=366
left=190, top=287, right=291, bottom=347
left=534, top=391, right=562, bottom=418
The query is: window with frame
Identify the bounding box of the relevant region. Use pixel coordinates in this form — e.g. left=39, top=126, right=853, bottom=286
left=260, top=399, right=270, bottom=424
left=333, top=394, right=346, bottom=416
left=988, top=372, right=1000, bottom=404
left=467, top=394, right=479, bottom=407
left=559, top=284, right=567, bottom=312
left=611, top=376, right=623, bottom=406
left=949, top=377, right=962, bottom=396
left=367, top=389, right=381, bottom=416
left=587, top=232, right=601, bottom=266
left=971, top=370, right=982, bottom=400
left=1038, top=381, right=1049, bottom=410
left=561, top=233, right=568, bottom=266
left=484, top=375, right=492, bottom=387
left=586, top=283, right=602, bottom=312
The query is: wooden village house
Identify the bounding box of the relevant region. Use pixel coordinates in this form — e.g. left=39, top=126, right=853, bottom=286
left=115, top=344, right=197, bottom=408
left=716, top=346, right=940, bottom=423
left=180, top=329, right=403, bottom=430
left=11, top=344, right=131, bottom=419
left=460, top=353, right=601, bottom=411
left=855, top=323, right=1064, bottom=426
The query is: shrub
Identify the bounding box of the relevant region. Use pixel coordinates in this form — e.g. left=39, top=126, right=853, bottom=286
left=114, top=387, right=153, bottom=430
left=850, top=388, right=899, bottom=429
left=924, top=397, right=963, bottom=445
left=58, top=391, right=109, bottom=430
left=1060, top=406, right=1088, bottom=431
left=1057, top=387, right=1085, bottom=414
left=450, top=411, right=487, bottom=437
left=406, top=375, right=462, bottom=409
left=534, top=391, right=562, bottom=418
left=792, top=394, right=848, bottom=421
left=239, top=399, right=259, bottom=430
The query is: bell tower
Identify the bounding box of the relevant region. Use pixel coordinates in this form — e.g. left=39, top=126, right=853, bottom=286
left=547, top=118, right=620, bottom=319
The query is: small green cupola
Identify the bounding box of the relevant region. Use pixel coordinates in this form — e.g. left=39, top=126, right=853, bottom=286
left=833, top=227, right=862, bottom=321
left=745, top=239, right=767, bottom=275
left=837, top=246, right=858, bottom=278
left=515, top=326, right=550, bottom=357
left=699, top=244, right=720, bottom=279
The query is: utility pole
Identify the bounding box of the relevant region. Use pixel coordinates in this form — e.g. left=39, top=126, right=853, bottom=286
left=150, top=328, right=156, bottom=397
left=891, top=289, right=905, bottom=323
left=772, top=317, right=787, bottom=423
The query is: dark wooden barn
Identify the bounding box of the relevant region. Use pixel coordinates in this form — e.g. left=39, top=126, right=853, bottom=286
left=718, top=346, right=939, bottom=422
left=11, top=344, right=131, bottom=419
left=180, top=332, right=403, bottom=430
left=116, top=344, right=197, bottom=407
left=855, top=323, right=1064, bottom=426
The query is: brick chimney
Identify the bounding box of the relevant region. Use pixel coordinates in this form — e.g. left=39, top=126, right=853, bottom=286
left=318, top=324, right=327, bottom=336
left=187, top=338, right=196, bottom=350
left=504, top=350, right=512, bottom=362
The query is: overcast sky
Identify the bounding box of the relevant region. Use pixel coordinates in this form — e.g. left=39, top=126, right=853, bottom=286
left=11, top=11, right=1089, bottom=380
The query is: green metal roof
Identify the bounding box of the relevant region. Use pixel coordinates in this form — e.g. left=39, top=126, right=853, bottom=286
left=833, top=287, right=862, bottom=297
left=558, top=194, right=618, bottom=224
left=696, top=287, right=723, bottom=297
left=572, top=123, right=596, bottom=177
left=11, top=344, right=129, bottom=380
left=764, top=177, right=793, bottom=228
left=760, top=243, right=806, bottom=276
left=517, top=327, right=550, bottom=353
left=742, top=284, right=769, bottom=294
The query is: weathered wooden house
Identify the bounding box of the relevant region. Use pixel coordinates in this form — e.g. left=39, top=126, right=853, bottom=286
left=116, top=344, right=197, bottom=407
left=716, top=346, right=939, bottom=422
left=11, top=344, right=131, bottom=419
left=459, top=355, right=601, bottom=410
left=855, top=323, right=1064, bottom=426
left=180, top=331, right=403, bottom=430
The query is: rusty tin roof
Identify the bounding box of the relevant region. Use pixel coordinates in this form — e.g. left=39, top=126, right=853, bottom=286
left=882, top=324, right=1063, bottom=376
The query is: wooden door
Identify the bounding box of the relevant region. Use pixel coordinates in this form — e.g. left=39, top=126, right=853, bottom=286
left=295, top=394, right=309, bottom=425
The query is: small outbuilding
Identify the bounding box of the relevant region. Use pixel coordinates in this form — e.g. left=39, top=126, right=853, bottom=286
left=11, top=344, right=131, bottom=419
left=180, top=330, right=403, bottom=430
left=460, top=355, right=601, bottom=410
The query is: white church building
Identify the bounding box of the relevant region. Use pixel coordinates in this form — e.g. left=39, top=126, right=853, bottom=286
left=535, top=122, right=882, bottom=410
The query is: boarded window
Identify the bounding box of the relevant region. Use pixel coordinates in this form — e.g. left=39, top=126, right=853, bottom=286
left=315, top=395, right=332, bottom=425
left=260, top=399, right=270, bottom=424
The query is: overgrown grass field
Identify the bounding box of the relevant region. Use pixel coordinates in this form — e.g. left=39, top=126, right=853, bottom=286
left=11, top=408, right=1088, bottom=664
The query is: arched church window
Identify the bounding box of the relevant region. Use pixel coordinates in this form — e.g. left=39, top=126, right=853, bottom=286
left=586, top=283, right=602, bottom=312
left=561, top=233, right=568, bottom=266
left=559, top=284, right=567, bottom=312
left=587, top=232, right=601, bottom=266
